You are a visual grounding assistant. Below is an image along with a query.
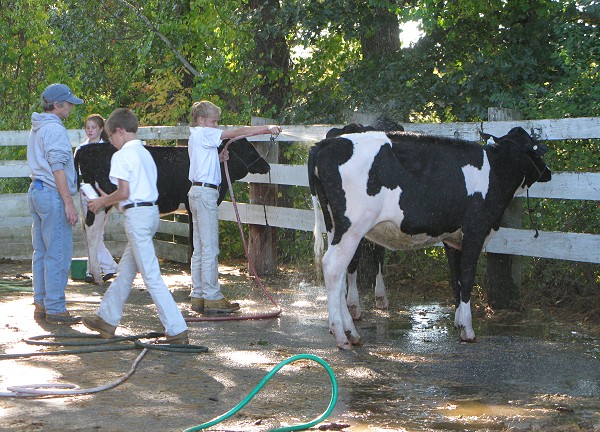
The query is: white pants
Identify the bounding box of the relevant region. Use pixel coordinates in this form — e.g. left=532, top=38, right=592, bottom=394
left=97, top=205, right=187, bottom=337
left=80, top=191, right=118, bottom=274
left=188, top=185, right=222, bottom=301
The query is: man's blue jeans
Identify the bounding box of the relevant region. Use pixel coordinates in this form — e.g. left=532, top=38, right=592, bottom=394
left=28, top=182, right=73, bottom=315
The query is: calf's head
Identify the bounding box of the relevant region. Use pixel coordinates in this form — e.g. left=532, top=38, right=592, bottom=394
left=220, top=138, right=270, bottom=176
left=217, top=138, right=270, bottom=204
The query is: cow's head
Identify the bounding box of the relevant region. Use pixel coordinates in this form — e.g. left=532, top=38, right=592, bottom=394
left=217, top=138, right=270, bottom=205
left=220, top=138, right=270, bottom=175
left=482, top=126, right=552, bottom=188
left=326, top=116, right=404, bottom=138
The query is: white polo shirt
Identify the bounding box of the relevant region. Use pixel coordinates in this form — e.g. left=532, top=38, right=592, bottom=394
left=109, top=139, right=158, bottom=207
left=188, top=126, right=223, bottom=185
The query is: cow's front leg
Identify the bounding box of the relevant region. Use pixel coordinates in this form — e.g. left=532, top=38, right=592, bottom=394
left=373, top=245, right=388, bottom=310
left=346, top=270, right=361, bottom=320
left=452, top=238, right=483, bottom=342
left=374, top=265, right=388, bottom=310
left=455, top=300, right=475, bottom=342
left=345, top=243, right=362, bottom=320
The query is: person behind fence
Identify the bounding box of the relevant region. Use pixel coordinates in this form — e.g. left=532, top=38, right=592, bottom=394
left=82, top=108, right=188, bottom=344
left=76, top=114, right=118, bottom=283
left=187, top=100, right=281, bottom=314
left=27, top=83, right=83, bottom=324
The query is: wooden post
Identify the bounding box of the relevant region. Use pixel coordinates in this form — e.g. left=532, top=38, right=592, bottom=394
left=485, top=107, right=523, bottom=309
left=248, top=117, right=278, bottom=275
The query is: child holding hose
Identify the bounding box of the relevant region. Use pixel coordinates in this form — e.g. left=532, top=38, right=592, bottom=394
left=187, top=101, right=281, bottom=314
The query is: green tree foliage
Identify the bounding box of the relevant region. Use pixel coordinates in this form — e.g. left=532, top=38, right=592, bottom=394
left=0, top=0, right=597, bottom=285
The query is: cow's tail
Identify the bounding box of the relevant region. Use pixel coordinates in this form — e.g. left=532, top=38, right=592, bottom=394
left=312, top=194, right=325, bottom=268
left=308, top=146, right=326, bottom=279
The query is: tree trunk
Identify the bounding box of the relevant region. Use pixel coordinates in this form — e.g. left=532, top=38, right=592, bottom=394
left=360, top=6, right=401, bottom=60
left=247, top=0, right=291, bottom=116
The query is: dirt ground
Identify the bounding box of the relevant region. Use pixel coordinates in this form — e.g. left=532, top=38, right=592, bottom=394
left=1, top=258, right=599, bottom=432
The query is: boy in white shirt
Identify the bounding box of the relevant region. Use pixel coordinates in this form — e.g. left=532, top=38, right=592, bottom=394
left=82, top=108, right=188, bottom=343
left=188, top=101, right=281, bottom=314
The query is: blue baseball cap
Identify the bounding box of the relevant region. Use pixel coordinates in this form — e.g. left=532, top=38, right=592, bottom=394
left=41, top=83, right=84, bottom=105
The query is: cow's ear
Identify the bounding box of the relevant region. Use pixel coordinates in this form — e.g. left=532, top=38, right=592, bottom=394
left=527, top=141, right=548, bottom=157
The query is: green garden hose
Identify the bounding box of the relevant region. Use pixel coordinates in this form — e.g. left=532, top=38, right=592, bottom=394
left=183, top=353, right=338, bottom=432
left=0, top=278, right=32, bottom=293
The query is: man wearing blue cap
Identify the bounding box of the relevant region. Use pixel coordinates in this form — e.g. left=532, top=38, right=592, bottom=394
left=27, top=83, right=84, bottom=324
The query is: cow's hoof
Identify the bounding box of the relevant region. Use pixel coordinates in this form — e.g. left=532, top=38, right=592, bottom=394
left=337, top=341, right=353, bottom=350
left=459, top=333, right=477, bottom=343
left=459, top=326, right=477, bottom=342
left=374, top=297, right=388, bottom=310
left=347, top=305, right=361, bottom=320
left=347, top=334, right=362, bottom=346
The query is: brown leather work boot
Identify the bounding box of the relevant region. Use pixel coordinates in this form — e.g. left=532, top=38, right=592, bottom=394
left=34, top=303, right=46, bottom=320
left=82, top=315, right=117, bottom=339
left=190, top=297, right=204, bottom=313
left=45, top=311, right=82, bottom=325
left=204, top=298, right=240, bottom=314
left=164, top=330, right=189, bottom=345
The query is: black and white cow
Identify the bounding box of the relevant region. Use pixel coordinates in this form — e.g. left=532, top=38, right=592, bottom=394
left=308, top=127, right=551, bottom=349
left=74, top=139, right=270, bottom=284
left=316, top=119, right=404, bottom=320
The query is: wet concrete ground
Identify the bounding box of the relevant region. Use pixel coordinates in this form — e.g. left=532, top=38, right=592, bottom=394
left=1, top=259, right=599, bottom=431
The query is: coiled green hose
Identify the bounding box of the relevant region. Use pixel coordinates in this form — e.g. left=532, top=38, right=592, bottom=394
left=183, top=353, right=338, bottom=432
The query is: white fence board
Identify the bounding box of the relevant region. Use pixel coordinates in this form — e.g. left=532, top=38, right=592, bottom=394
left=244, top=166, right=600, bottom=202
left=527, top=172, right=600, bottom=200
left=2, top=117, right=599, bottom=148
left=485, top=228, right=600, bottom=263
left=154, top=240, right=189, bottom=263
left=219, top=202, right=317, bottom=231
left=174, top=203, right=600, bottom=263
left=1, top=119, right=598, bottom=264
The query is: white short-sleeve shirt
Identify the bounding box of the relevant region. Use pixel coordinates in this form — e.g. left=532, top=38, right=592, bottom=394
left=188, top=126, right=223, bottom=185
left=109, top=139, right=159, bottom=206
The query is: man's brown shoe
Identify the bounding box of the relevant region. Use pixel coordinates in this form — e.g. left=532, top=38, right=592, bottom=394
left=45, top=311, right=82, bottom=325
left=82, top=316, right=117, bottom=339
left=164, top=330, right=189, bottom=345
left=34, top=303, right=46, bottom=320
left=204, top=298, right=240, bottom=314
left=191, top=298, right=204, bottom=313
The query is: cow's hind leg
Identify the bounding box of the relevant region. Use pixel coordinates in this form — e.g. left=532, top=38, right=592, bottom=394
left=323, top=242, right=362, bottom=349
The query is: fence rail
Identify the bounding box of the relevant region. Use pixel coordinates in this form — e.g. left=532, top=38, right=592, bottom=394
left=1, top=117, right=598, bottom=264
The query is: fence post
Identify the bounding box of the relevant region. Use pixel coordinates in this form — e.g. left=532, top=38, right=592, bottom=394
left=248, top=117, right=277, bottom=275
left=485, top=107, right=523, bottom=309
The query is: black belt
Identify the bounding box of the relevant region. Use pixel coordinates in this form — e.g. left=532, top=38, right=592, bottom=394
left=122, top=201, right=156, bottom=210
left=192, top=182, right=219, bottom=190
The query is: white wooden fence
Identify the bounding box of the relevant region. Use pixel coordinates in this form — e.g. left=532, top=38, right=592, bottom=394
left=0, top=117, right=599, bottom=264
